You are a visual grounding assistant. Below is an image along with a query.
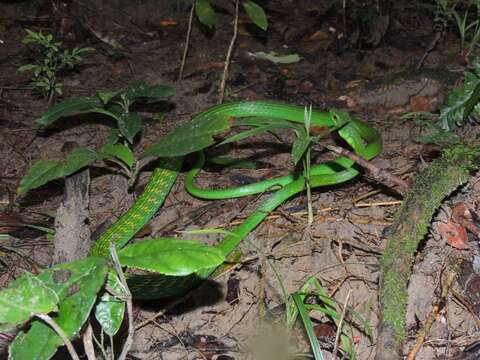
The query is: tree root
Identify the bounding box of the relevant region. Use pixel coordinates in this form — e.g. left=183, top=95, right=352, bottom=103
left=375, top=145, right=480, bottom=360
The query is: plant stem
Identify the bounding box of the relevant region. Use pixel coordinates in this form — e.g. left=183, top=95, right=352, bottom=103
left=35, top=313, right=80, bottom=360
left=218, top=0, right=239, bottom=104
left=178, top=0, right=196, bottom=81
left=109, top=243, right=134, bottom=360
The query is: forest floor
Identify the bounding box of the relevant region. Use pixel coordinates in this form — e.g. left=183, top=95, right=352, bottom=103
left=1, top=1, right=480, bottom=359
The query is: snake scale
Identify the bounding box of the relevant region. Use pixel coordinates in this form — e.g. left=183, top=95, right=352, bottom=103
left=89, top=101, right=382, bottom=299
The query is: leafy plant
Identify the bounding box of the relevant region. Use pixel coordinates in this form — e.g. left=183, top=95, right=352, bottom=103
left=439, top=57, right=480, bottom=131
left=195, top=0, right=268, bottom=31
left=3, top=81, right=230, bottom=359
left=18, top=29, right=94, bottom=104
left=286, top=277, right=373, bottom=360
left=18, top=80, right=174, bottom=194
left=432, top=0, right=480, bottom=56
left=409, top=57, right=480, bottom=145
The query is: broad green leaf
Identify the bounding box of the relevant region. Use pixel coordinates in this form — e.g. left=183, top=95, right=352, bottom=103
left=36, top=97, right=102, bottom=127
left=97, top=90, right=123, bottom=105
left=118, top=238, right=225, bottom=276
left=218, top=124, right=282, bottom=146
left=439, top=63, right=480, bottom=131
left=118, top=112, right=141, bottom=144
left=141, top=114, right=231, bottom=158
left=95, top=272, right=125, bottom=336
left=17, top=160, right=61, bottom=194
left=242, top=0, right=268, bottom=30
left=196, top=0, right=217, bottom=29
left=9, top=257, right=108, bottom=360
left=291, top=136, right=311, bottom=165
left=125, top=80, right=175, bottom=101
left=233, top=116, right=303, bottom=129
left=146, top=84, right=175, bottom=100
left=17, top=64, right=36, bottom=72
left=0, top=273, right=58, bottom=331
left=18, top=148, right=101, bottom=194
left=248, top=51, right=301, bottom=64
left=62, top=147, right=102, bottom=175
left=100, top=144, right=135, bottom=168
left=106, top=128, right=121, bottom=145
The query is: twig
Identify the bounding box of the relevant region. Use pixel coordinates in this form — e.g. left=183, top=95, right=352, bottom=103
left=416, top=30, right=443, bottom=70
left=217, top=0, right=239, bottom=104
left=109, top=243, right=134, bottom=360
left=406, top=268, right=458, bottom=360
left=35, top=313, right=80, bottom=360
left=178, top=0, right=196, bottom=81
left=332, top=290, right=352, bottom=360
left=322, top=143, right=410, bottom=193
left=82, top=322, right=96, bottom=360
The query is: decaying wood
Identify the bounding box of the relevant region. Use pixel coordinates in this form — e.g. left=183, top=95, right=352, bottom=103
left=376, top=146, right=480, bottom=360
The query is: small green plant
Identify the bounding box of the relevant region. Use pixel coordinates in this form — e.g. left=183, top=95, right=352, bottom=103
left=19, top=80, right=175, bottom=193
left=18, top=29, right=94, bottom=104
left=407, top=57, right=480, bottom=146
left=195, top=0, right=267, bottom=31
left=432, top=0, right=480, bottom=56
left=2, top=81, right=229, bottom=360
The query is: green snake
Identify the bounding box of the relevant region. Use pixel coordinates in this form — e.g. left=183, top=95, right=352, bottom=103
left=89, top=101, right=382, bottom=299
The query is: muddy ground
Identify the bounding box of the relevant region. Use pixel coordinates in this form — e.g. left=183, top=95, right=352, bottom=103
left=1, top=1, right=480, bottom=359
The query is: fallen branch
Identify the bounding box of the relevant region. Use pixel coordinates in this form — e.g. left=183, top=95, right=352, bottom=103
left=376, top=145, right=480, bottom=360
left=323, top=143, right=410, bottom=194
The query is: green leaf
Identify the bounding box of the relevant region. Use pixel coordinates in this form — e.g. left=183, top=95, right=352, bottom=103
left=248, top=51, right=301, bottom=64
left=195, top=0, right=217, bottom=29
left=218, top=124, right=282, bottom=146
left=118, top=238, right=225, bottom=276
left=36, top=97, right=102, bottom=127
left=291, top=136, right=311, bottom=165
left=61, top=147, right=102, bottom=175
left=125, top=80, right=175, bottom=102
left=142, top=112, right=231, bottom=158
left=439, top=63, right=480, bottom=131
left=95, top=272, right=125, bottom=336
left=0, top=273, right=59, bottom=331
left=242, top=0, right=268, bottom=30
left=9, top=257, right=108, bottom=360
left=118, top=112, right=141, bottom=144
left=292, top=293, right=325, bottom=360
left=97, top=90, right=123, bottom=105
left=17, top=160, right=62, bottom=194
left=18, top=148, right=101, bottom=194
left=17, top=64, right=36, bottom=72
left=106, top=129, right=121, bottom=145
left=100, top=144, right=135, bottom=168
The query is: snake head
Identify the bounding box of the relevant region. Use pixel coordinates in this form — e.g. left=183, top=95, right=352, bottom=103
left=328, top=108, right=352, bottom=127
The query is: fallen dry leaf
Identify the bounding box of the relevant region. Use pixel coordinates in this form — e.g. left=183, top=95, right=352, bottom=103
left=436, top=221, right=469, bottom=249
left=410, top=96, right=435, bottom=112
left=452, top=203, right=480, bottom=235
left=160, top=18, right=177, bottom=26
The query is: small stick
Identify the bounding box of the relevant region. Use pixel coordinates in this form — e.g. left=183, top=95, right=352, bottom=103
left=35, top=313, right=80, bottom=360
left=406, top=268, right=457, bottom=360
left=332, top=290, right=352, bottom=360
left=178, top=0, right=196, bottom=81
left=322, top=143, right=410, bottom=193
left=82, top=322, right=96, bottom=360
left=218, top=0, right=239, bottom=104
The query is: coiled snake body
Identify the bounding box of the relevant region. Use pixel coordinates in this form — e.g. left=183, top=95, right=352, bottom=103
left=90, top=101, right=382, bottom=299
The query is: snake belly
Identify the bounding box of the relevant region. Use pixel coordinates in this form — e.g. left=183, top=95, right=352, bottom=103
left=90, top=101, right=381, bottom=299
